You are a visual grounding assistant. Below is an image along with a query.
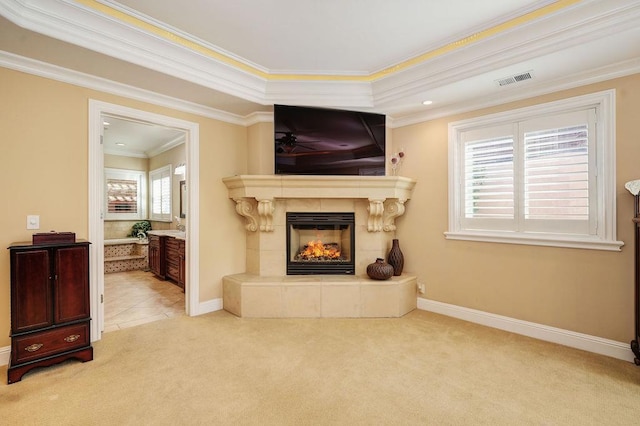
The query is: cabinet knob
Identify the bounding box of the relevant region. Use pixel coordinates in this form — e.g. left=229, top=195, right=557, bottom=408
left=25, top=343, right=43, bottom=352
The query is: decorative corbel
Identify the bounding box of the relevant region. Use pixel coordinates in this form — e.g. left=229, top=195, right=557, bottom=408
left=383, top=199, right=406, bottom=231
left=367, top=198, right=385, bottom=232
left=233, top=198, right=258, bottom=232
left=257, top=198, right=275, bottom=232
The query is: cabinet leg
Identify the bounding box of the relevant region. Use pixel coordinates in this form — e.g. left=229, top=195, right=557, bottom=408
left=7, top=346, right=93, bottom=384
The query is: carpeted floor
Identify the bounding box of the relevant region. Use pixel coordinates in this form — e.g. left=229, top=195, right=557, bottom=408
left=1, top=309, right=640, bottom=425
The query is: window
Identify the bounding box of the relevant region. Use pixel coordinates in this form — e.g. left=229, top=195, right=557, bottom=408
left=447, top=90, right=622, bottom=251
left=149, top=165, right=172, bottom=221
left=104, top=168, right=146, bottom=220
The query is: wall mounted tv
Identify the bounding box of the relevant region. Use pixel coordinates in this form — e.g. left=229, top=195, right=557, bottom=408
left=274, top=104, right=386, bottom=176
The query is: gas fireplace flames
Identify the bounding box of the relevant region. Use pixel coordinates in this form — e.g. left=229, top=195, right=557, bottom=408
left=295, top=240, right=345, bottom=262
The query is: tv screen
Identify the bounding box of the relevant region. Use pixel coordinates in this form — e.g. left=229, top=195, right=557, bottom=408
left=274, top=104, right=386, bottom=175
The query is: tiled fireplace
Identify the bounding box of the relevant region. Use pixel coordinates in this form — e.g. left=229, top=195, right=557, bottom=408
left=222, top=175, right=417, bottom=318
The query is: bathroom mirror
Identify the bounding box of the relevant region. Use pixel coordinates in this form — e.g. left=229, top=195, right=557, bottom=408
left=180, top=180, right=186, bottom=218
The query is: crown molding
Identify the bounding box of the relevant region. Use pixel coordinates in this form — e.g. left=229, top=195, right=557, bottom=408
left=0, top=50, right=252, bottom=125
left=4, top=0, right=638, bottom=115
left=146, top=134, right=186, bottom=158
left=0, top=0, right=269, bottom=101
left=391, top=58, right=640, bottom=128
left=1, top=0, right=639, bottom=129
left=103, top=148, right=148, bottom=158
left=373, top=0, right=640, bottom=108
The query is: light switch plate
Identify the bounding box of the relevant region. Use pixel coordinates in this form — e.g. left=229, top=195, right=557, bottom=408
left=27, top=215, right=40, bottom=230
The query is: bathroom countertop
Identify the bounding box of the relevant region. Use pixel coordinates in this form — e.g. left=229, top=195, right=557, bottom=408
left=147, top=230, right=186, bottom=240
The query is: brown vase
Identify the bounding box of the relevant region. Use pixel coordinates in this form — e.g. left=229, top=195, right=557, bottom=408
left=366, top=258, right=394, bottom=280
left=387, top=239, right=404, bottom=276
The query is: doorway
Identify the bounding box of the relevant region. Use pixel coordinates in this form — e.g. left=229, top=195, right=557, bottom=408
left=88, top=100, right=200, bottom=342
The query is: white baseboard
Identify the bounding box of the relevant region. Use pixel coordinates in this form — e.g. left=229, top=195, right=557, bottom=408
left=418, top=298, right=635, bottom=363
left=196, top=297, right=223, bottom=316
left=0, top=345, right=9, bottom=367
left=4, top=298, right=630, bottom=367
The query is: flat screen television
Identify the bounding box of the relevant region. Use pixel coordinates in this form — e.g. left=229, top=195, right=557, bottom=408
left=274, top=104, right=386, bottom=175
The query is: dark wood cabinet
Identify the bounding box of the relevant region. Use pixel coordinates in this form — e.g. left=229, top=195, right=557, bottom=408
left=148, top=234, right=185, bottom=289
left=165, top=237, right=185, bottom=289
left=8, top=241, right=93, bottom=384
left=178, top=239, right=186, bottom=287
left=148, top=234, right=165, bottom=279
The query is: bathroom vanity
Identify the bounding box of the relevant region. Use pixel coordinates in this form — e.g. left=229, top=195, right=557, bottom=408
left=147, top=231, right=185, bottom=289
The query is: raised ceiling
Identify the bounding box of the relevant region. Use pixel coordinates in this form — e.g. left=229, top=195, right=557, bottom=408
left=0, top=0, right=639, bottom=127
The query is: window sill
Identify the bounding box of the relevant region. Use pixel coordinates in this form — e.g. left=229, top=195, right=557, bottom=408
left=444, top=230, right=624, bottom=251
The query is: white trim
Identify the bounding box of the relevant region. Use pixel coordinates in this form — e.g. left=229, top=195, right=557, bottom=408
left=417, top=298, right=635, bottom=363
left=443, top=230, right=624, bottom=251
left=389, top=58, right=640, bottom=128
left=0, top=345, right=9, bottom=367
left=198, top=298, right=224, bottom=316
left=2, top=297, right=632, bottom=367
left=0, top=51, right=248, bottom=126
left=88, top=100, right=201, bottom=342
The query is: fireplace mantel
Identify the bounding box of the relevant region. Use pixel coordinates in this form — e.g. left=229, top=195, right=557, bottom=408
left=223, top=175, right=416, bottom=232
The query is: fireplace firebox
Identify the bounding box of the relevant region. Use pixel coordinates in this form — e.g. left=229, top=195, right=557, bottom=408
left=286, top=212, right=355, bottom=275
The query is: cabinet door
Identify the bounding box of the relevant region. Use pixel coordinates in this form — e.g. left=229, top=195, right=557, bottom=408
left=149, top=242, right=160, bottom=276
left=148, top=235, right=165, bottom=278
left=11, top=249, right=53, bottom=333
left=54, top=245, right=90, bottom=323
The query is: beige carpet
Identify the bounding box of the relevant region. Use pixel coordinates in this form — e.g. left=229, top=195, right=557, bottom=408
left=1, top=310, right=639, bottom=425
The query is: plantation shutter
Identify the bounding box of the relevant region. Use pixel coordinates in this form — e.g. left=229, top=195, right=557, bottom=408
left=150, top=165, right=172, bottom=221
left=520, top=109, right=596, bottom=234
left=460, top=124, right=516, bottom=231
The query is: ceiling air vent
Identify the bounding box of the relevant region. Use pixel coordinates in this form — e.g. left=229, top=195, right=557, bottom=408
left=495, top=71, right=533, bottom=87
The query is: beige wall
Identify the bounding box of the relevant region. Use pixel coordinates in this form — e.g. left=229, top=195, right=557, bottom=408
left=247, top=121, right=274, bottom=174
left=0, top=67, right=248, bottom=347
left=392, top=73, right=640, bottom=342
left=104, top=154, right=148, bottom=171
left=1, top=64, right=638, bottom=349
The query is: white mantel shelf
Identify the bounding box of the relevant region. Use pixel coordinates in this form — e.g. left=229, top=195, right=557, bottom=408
left=222, top=175, right=417, bottom=232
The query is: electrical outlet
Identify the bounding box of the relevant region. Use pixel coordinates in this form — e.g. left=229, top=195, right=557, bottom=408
left=27, top=215, right=40, bottom=230
left=417, top=282, right=426, bottom=294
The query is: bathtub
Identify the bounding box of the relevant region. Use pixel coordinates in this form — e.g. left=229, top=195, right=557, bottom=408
left=105, top=237, right=148, bottom=245
left=104, top=237, right=149, bottom=273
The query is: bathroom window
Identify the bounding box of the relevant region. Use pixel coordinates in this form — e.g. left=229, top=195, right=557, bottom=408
left=149, top=165, right=172, bottom=221
left=104, top=168, right=146, bottom=220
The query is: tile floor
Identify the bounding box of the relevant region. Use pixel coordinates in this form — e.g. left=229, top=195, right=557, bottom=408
left=103, top=270, right=185, bottom=333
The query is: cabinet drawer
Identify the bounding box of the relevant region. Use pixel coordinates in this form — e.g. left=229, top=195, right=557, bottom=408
left=12, top=322, right=90, bottom=364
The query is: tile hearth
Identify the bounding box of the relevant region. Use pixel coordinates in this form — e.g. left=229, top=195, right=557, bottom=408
left=223, top=273, right=416, bottom=318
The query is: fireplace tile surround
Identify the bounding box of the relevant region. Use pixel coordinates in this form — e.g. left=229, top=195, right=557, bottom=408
left=222, top=175, right=417, bottom=318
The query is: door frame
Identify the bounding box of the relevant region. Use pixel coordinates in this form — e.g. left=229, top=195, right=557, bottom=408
left=88, top=99, right=200, bottom=341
